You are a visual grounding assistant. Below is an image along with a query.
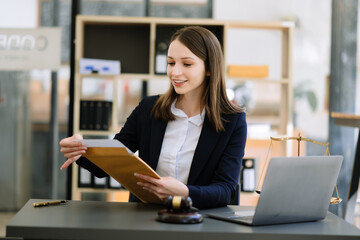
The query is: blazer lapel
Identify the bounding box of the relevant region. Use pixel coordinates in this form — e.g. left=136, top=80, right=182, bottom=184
left=187, top=116, right=220, bottom=184
left=149, top=118, right=167, bottom=170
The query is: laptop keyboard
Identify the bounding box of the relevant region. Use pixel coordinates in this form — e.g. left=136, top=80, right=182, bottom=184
left=233, top=210, right=255, bottom=217
left=234, top=216, right=254, bottom=222
left=207, top=212, right=255, bottom=224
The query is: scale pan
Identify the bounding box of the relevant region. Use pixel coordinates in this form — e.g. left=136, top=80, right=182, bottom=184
left=330, top=197, right=342, bottom=205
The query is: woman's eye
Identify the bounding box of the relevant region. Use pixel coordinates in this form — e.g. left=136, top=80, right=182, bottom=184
left=167, top=62, right=175, bottom=66
left=184, top=63, right=192, bottom=67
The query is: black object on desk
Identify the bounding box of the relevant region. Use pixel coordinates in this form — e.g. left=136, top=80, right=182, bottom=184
left=157, top=196, right=203, bottom=224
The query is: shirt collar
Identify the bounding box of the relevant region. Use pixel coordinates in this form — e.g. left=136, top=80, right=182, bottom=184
left=171, top=100, right=205, bottom=127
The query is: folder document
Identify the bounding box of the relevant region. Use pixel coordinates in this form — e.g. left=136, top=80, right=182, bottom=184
left=78, top=139, right=162, bottom=204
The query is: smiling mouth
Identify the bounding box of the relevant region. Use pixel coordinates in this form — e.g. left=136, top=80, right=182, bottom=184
left=173, top=79, right=187, bottom=84
left=172, top=79, right=187, bottom=87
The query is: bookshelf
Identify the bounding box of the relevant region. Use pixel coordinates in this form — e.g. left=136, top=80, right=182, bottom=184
left=72, top=15, right=294, bottom=204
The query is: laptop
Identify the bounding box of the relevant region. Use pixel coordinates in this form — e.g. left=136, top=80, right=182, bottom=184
left=207, top=155, right=343, bottom=226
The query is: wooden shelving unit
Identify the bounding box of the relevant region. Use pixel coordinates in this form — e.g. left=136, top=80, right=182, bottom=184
left=72, top=15, right=294, bottom=204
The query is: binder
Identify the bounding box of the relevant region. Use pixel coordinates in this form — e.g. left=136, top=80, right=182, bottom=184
left=102, top=101, right=112, bottom=130
left=79, top=100, right=89, bottom=130
left=78, top=167, right=92, bottom=188
left=95, top=101, right=103, bottom=130
left=88, top=101, right=96, bottom=130
left=80, top=100, right=112, bottom=131
left=81, top=139, right=162, bottom=204
left=93, top=174, right=108, bottom=188
left=108, top=176, right=122, bottom=189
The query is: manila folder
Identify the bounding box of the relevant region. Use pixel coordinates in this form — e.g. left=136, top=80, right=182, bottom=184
left=83, top=147, right=162, bottom=204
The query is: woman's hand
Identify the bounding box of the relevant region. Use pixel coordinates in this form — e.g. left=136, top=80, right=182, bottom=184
left=135, top=173, right=189, bottom=201
left=59, top=134, right=86, bottom=170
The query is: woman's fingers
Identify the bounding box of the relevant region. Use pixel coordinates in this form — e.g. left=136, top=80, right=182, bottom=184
left=60, top=139, right=84, bottom=148
left=63, top=149, right=85, bottom=159
left=140, top=185, right=168, bottom=200
left=135, top=174, right=170, bottom=200
left=59, top=134, right=85, bottom=170
left=137, top=181, right=158, bottom=189
left=60, top=156, right=80, bottom=170
left=60, top=146, right=86, bottom=154
left=134, top=173, right=158, bottom=184
left=135, top=174, right=189, bottom=199
left=59, top=134, right=84, bottom=147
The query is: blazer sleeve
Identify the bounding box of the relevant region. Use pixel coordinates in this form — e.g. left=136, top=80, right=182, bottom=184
left=187, top=112, right=247, bottom=209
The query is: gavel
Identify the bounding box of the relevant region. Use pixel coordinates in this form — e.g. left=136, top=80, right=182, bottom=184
left=164, top=196, right=193, bottom=213
left=158, top=196, right=203, bottom=223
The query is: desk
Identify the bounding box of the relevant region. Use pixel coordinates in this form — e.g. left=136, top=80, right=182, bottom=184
left=331, top=112, right=360, bottom=222
left=6, top=199, right=360, bottom=240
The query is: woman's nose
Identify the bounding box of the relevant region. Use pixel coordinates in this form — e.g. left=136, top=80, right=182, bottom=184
left=171, top=65, right=182, bottom=76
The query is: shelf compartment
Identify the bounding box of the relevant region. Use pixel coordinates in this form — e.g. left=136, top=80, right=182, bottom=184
left=83, top=23, right=151, bottom=74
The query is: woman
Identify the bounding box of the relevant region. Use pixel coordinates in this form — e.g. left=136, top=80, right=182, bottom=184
left=60, top=26, right=247, bottom=209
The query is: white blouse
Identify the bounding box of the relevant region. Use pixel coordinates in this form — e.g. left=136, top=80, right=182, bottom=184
left=156, top=101, right=205, bottom=184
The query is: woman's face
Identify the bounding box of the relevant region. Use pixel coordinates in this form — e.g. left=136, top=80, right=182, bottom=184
left=167, top=39, right=206, bottom=98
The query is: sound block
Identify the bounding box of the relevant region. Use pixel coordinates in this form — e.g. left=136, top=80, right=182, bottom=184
left=157, top=208, right=203, bottom=224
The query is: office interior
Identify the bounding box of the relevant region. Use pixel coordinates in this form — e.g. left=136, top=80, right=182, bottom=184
left=1, top=0, right=360, bottom=237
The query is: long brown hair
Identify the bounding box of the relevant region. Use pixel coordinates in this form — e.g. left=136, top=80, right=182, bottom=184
left=152, top=26, right=243, bottom=132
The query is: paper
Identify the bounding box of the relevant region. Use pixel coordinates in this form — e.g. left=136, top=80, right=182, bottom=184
left=75, top=139, right=133, bottom=154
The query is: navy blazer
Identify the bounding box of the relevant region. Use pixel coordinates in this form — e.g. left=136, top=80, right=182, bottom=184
left=77, top=95, right=247, bottom=209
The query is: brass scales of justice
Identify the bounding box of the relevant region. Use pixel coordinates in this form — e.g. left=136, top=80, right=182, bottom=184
left=255, top=133, right=342, bottom=205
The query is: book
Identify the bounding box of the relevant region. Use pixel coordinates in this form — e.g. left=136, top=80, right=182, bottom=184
left=78, top=139, right=162, bottom=204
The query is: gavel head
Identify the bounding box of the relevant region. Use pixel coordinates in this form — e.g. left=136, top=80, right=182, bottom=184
left=164, top=196, right=192, bottom=213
